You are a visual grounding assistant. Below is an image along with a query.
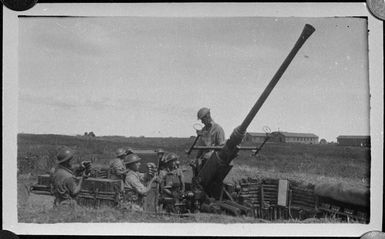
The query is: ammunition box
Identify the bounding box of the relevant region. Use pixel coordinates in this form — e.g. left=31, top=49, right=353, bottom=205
left=76, top=178, right=123, bottom=208
left=37, top=174, right=51, bottom=186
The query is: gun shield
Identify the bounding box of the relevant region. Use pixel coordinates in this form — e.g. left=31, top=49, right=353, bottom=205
left=197, top=151, right=233, bottom=199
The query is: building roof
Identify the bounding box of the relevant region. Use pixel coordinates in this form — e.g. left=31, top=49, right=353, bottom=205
left=246, top=132, right=268, bottom=137
left=275, top=131, right=318, bottom=138
left=337, top=135, right=370, bottom=139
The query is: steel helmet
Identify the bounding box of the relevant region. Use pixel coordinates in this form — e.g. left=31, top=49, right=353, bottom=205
left=56, top=147, right=74, bottom=164
left=197, top=107, right=210, bottom=120
left=125, top=147, right=134, bottom=155
left=115, top=148, right=126, bottom=158
left=125, top=154, right=142, bottom=165
left=163, top=152, right=179, bottom=164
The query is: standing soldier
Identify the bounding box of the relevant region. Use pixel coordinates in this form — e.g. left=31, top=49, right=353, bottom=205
left=109, top=148, right=130, bottom=181
left=123, top=154, right=157, bottom=211
left=51, top=147, right=86, bottom=209
left=192, top=107, right=226, bottom=175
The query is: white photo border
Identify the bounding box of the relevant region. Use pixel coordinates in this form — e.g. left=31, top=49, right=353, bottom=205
left=2, top=2, right=383, bottom=236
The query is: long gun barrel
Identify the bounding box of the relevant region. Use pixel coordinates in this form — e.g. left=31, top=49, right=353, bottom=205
left=218, top=24, right=315, bottom=164
left=197, top=24, right=316, bottom=199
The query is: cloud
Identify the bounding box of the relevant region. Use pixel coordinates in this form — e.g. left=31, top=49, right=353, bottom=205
left=114, top=97, right=196, bottom=119
left=24, top=18, right=118, bottom=58
left=19, top=94, right=77, bottom=110
left=19, top=93, right=115, bottom=111
left=19, top=92, right=197, bottom=120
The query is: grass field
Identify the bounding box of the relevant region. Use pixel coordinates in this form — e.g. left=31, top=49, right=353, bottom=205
left=17, top=133, right=370, bottom=223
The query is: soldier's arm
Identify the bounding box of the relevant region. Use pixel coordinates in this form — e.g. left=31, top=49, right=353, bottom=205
left=127, top=174, right=156, bottom=196
left=73, top=166, right=84, bottom=177
left=216, top=126, right=226, bottom=146
left=112, top=160, right=128, bottom=176
left=159, top=179, right=173, bottom=196
left=115, top=167, right=128, bottom=176
left=137, top=172, right=148, bottom=182
left=66, top=176, right=84, bottom=197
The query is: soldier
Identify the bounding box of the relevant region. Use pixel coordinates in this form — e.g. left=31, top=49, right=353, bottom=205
left=51, top=147, right=86, bottom=209
left=108, top=148, right=130, bottom=181
left=155, top=148, right=166, bottom=166
left=192, top=107, right=226, bottom=175
left=159, top=153, right=184, bottom=195
left=123, top=154, right=157, bottom=211
left=125, top=147, right=134, bottom=156
left=159, top=153, right=185, bottom=191
left=158, top=153, right=185, bottom=213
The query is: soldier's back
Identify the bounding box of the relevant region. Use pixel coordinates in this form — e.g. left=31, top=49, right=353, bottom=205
left=51, top=166, right=77, bottom=207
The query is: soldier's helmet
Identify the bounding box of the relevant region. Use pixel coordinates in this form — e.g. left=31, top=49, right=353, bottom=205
left=197, top=107, right=210, bottom=120
left=124, top=154, right=142, bottom=165
left=125, top=147, right=134, bottom=155
left=56, top=147, right=75, bottom=164
left=115, top=148, right=126, bottom=158
left=163, top=152, right=179, bottom=164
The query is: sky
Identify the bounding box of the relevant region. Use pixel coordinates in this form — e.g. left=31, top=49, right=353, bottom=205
left=18, top=16, right=370, bottom=142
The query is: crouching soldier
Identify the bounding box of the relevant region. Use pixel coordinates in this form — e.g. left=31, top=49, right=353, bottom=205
left=122, top=154, right=157, bottom=211
left=158, top=153, right=185, bottom=213
left=51, top=147, right=86, bottom=209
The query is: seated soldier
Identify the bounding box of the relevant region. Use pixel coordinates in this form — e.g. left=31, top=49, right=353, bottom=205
left=158, top=153, right=185, bottom=212
left=123, top=154, right=157, bottom=211
left=51, top=147, right=86, bottom=209
left=109, top=148, right=129, bottom=181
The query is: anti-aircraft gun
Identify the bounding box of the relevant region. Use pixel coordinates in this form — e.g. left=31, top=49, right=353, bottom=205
left=183, top=24, right=316, bottom=213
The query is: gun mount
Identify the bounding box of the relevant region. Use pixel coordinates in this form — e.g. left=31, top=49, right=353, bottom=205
left=188, top=126, right=274, bottom=156
left=195, top=24, right=316, bottom=199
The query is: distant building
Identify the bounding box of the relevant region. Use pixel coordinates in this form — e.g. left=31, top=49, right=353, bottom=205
left=244, top=132, right=268, bottom=143
left=245, top=131, right=318, bottom=144
left=337, top=135, right=370, bottom=147
left=270, top=131, right=318, bottom=144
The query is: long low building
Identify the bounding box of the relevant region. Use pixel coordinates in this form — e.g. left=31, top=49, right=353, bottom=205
left=244, top=132, right=268, bottom=143
left=272, top=132, right=319, bottom=144
left=337, top=135, right=370, bottom=147
left=245, top=131, right=319, bottom=144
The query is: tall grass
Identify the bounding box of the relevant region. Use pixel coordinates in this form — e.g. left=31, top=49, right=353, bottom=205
left=20, top=192, right=346, bottom=224
left=17, top=134, right=370, bottom=224
left=235, top=142, right=370, bottom=185
left=17, top=134, right=370, bottom=186
left=19, top=193, right=266, bottom=223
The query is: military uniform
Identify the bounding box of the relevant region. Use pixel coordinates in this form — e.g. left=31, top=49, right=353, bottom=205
left=52, top=165, right=79, bottom=208
left=158, top=152, right=185, bottom=213
left=123, top=169, right=150, bottom=211
left=195, top=120, right=225, bottom=169
left=158, top=169, right=184, bottom=213
left=109, top=158, right=127, bottom=180
left=159, top=169, right=184, bottom=193
left=197, top=121, right=225, bottom=148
